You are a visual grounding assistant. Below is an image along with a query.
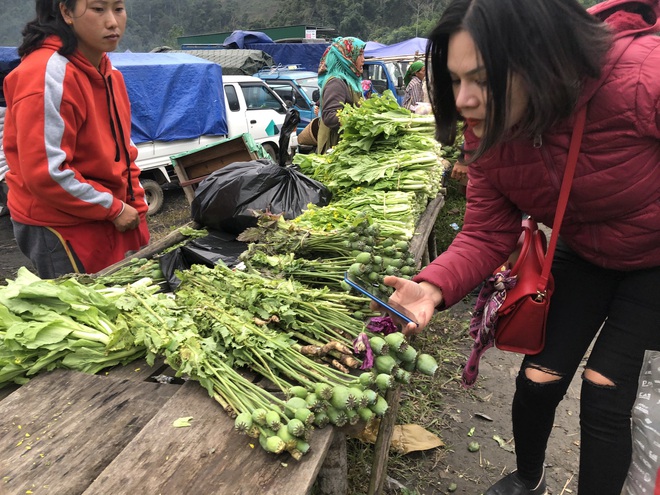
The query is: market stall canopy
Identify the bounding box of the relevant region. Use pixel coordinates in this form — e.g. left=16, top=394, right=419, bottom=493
left=365, top=37, right=428, bottom=58
left=365, top=41, right=387, bottom=52
left=223, top=30, right=274, bottom=48
left=108, top=52, right=227, bottom=143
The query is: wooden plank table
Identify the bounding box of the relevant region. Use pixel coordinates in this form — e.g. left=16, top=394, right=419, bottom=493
left=0, top=368, right=176, bottom=494
left=0, top=186, right=447, bottom=495
left=0, top=364, right=336, bottom=495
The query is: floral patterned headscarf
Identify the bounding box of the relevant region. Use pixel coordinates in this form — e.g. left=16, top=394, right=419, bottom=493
left=317, top=36, right=366, bottom=95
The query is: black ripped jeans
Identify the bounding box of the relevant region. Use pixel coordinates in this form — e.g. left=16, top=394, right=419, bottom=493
left=510, top=239, right=660, bottom=495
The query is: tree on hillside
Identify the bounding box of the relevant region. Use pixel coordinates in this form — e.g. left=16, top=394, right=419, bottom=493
left=0, top=0, right=611, bottom=53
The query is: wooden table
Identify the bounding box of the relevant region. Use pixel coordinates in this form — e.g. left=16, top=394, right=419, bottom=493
left=3, top=187, right=446, bottom=495
left=0, top=363, right=339, bottom=495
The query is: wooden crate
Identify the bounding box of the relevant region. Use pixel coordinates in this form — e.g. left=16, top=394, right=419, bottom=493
left=171, top=133, right=261, bottom=203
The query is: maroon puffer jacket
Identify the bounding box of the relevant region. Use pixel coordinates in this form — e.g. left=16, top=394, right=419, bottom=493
left=415, top=0, right=660, bottom=308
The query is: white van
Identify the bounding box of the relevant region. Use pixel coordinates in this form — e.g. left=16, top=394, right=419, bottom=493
left=135, top=74, right=288, bottom=214
left=221, top=75, right=287, bottom=159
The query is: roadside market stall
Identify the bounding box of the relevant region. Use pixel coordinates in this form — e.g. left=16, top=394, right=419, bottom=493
left=0, top=91, right=458, bottom=494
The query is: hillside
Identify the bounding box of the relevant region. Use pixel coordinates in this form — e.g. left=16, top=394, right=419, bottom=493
left=0, top=0, right=278, bottom=52
left=0, top=0, right=431, bottom=52
left=0, top=0, right=604, bottom=54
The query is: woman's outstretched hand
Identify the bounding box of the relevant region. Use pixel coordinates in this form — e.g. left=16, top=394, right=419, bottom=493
left=372, top=276, right=444, bottom=337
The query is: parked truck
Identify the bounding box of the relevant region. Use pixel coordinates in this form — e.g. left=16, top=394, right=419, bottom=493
left=177, top=32, right=429, bottom=105
left=174, top=42, right=415, bottom=106
left=254, top=65, right=318, bottom=133
left=362, top=56, right=415, bottom=105
left=109, top=52, right=289, bottom=214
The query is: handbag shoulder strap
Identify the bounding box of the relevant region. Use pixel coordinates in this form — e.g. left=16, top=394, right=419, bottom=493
left=538, top=106, right=587, bottom=292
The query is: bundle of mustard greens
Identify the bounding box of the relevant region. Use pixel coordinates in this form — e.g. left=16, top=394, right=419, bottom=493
left=293, top=90, right=448, bottom=204
left=238, top=91, right=453, bottom=299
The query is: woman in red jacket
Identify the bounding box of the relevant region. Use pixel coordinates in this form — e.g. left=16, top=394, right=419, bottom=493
left=385, top=0, right=660, bottom=493
left=3, top=0, right=149, bottom=278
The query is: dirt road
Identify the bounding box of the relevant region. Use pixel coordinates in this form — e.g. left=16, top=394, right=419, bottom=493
left=428, top=304, right=582, bottom=494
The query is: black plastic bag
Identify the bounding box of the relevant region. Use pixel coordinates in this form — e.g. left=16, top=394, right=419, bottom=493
left=158, top=229, right=247, bottom=291
left=191, top=159, right=331, bottom=234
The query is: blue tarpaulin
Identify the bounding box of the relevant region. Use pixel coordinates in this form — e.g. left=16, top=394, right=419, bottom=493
left=247, top=43, right=329, bottom=72
left=364, top=37, right=428, bottom=58
left=109, top=52, right=227, bottom=143
left=223, top=30, right=274, bottom=48
left=365, top=41, right=387, bottom=52
left=0, top=48, right=227, bottom=144
left=0, top=47, right=19, bottom=74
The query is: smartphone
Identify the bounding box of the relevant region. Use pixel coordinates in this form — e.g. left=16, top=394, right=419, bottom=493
left=344, top=272, right=418, bottom=327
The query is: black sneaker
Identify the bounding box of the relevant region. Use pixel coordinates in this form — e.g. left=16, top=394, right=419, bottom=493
left=485, top=468, right=547, bottom=495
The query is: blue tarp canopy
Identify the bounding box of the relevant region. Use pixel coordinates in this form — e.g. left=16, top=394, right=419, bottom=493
left=109, top=52, right=227, bottom=143
left=365, top=41, right=387, bottom=52
left=247, top=43, right=329, bottom=72
left=223, top=30, right=274, bottom=48
left=365, top=37, right=428, bottom=58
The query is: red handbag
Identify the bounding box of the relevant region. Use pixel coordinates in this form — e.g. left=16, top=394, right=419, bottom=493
left=494, top=218, right=552, bottom=354
left=493, top=106, right=587, bottom=354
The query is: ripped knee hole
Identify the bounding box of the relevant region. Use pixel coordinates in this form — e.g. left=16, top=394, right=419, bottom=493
left=583, top=368, right=616, bottom=388
left=524, top=364, right=563, bottom=384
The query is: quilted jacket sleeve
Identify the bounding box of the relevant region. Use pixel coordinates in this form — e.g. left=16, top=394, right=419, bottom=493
left=413, top=133, right=523, bottom=308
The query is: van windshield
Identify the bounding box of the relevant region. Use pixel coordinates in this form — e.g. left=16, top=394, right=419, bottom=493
left=239, top=83, right=287, bottom=114
left=295, top=76, right=319, bottom=102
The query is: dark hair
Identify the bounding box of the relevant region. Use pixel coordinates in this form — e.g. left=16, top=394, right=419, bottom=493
left=426, top=0, right=611, bottom=160
left=18, top=0, right=79, bottom=58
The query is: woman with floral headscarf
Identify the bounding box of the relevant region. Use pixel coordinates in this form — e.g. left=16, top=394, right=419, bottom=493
left=316, top=36, right=366, bottom=154
left=402, top=60, right=426, bottom=110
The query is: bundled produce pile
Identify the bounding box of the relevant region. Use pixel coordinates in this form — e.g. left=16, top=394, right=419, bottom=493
left=0, top=91, right=458, bottom=460
left=292, top=92, right=448, bottom=237
left=243, top=90, right=451, bottom=299
left=0, top=269, right=148, bottom=385
left=237, top=210, right=418, bottom=304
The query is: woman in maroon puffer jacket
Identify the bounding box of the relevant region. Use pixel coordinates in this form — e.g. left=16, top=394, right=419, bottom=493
left=384, top=0, right=660, bottom=493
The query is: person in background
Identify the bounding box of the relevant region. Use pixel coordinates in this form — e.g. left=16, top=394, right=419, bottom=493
left=3, top=0, right=149, bottom=278
left=361, top=79, right=377, bottom=99
left=382, top=0, right=660, bottom=493
left=316, top=36, right=366, bottom=154
left=401, top=60, right=426, bottom=110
